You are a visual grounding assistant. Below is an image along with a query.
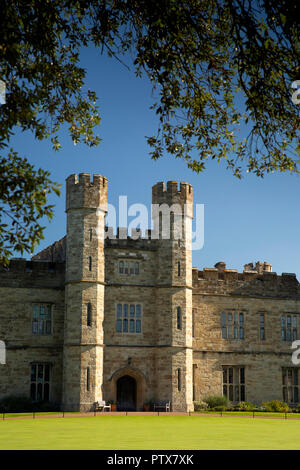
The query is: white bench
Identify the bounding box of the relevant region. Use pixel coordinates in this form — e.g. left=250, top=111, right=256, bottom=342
left=153, top=401, right=171, bottom=412
left=94, top=401, right=111, bottom=412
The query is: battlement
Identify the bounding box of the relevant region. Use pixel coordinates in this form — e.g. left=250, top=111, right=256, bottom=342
left=104, top=226, right=157, bottom=250
left=192, top=263, right=300, bottom=299
left=0, top=259, right=65, bottom=288
left=152, top=181, right=193, bottom=207
left=66, top=173, right=107, bottom=187
left=66, top=173, right=107, bottom=211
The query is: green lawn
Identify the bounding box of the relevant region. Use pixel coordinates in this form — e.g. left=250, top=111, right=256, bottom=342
left=1, top=415, right=300, bottom=450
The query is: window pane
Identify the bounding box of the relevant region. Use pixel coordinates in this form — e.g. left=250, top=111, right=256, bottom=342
left=282, top=369, right=287, bottom=385
left=136, top=305, right=141, bottom=318
left=123, top=319, right=128, bottom=332
left=228, top=368, right=233, bottom=384
left=119, top=261, right=124, bottom=274
left=177, top=307, right=181, bottom=329
left=239, top=313, right=244, bottom=325
left=46, top=305, right=51, bottom=319
left=287, top=329, right=292, bottom=341
left=240, top=327, right=244, bottom=339
left=130, top=262, right=134, bottom=275
left=33, top=305, right=39, bottom=318
left=260, top=327, right=265, bottom=340
left=234, top=327, right=238, bottom=339
left=30, top=383, right=36, bottom=401
left=223, top=385, right=227, bottom=397
left=38, top=365, right=43, bottom=381
left=135, top=263, right=139, bottom=275
left=37, top=383, right=43, bottom=401
left=260, top=314, right=265, bottom=326
left=234, top=312, right=238, bottom=324
left=223, top=368, right=227, bottom=384
left=240, top=368, right=245, bottom=384
left=32, top=320, right=38, bottom=334
left=228, top=326, right=232, bottom=339
left=228, top=313, right=232, bottom=325
left=240, top=385, right=245, bottom=401
left=282, top=328, right=286, bottom=341
left=293, top=329, right=298, bottom=341
left=117, top=304, right=122, bottom=318
left=116, top=319, right=122, bottom=332
left=46, top=320, right=51, bottom=334
left=123, top=304, right=128, bottom=317
left=293, top=316, right=297, bottom=328
left=130, top=304, right=135, bottom=317
left=39, top=320, right=44, bottom=335
left=281, top=315, right=286, bottom=327
left=294, top=370, right=298, bottom=386
left=229, top=385, right=233, bottom=401
left=136, top=319, right=141, bottom=333
left=222, top=327, right=227, bottom=339
left=177, top=369, right=181, bottom=392
left=31, top=365, right=37, bottom=382
left=44, top=365, right=50, bottom=382
left=130, top=319, right=135, bottom=333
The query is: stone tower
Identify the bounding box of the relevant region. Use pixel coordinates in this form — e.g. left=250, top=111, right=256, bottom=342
left=62, top=173, right=107, bottom=411
left=152, top=181, right=194, bottom=412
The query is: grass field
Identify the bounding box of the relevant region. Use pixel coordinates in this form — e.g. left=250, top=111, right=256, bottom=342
left=1, top=415, right=300, bottom=450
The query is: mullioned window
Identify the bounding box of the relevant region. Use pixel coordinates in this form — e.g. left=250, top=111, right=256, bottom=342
left=116, top=303, right=142, bottom=333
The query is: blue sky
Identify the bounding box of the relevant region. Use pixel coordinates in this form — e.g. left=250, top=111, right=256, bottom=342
left=11, top=45, right=300, bottom=279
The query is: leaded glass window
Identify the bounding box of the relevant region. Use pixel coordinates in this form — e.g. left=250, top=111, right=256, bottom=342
left=115, top=303, right=142, bottom=333
left=282, top=368, right=299, bottom=404
left=281, top=314, right=298, bottom=342
left=222, top=366, right=245, bottom=402
left=32, top=304, right=52, bottom=335
left=221, top=312, right=244, bottom=340
left=30, top=363, right=50, bottom=401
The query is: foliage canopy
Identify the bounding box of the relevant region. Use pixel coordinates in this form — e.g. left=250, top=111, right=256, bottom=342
left=0, top=0, right=299, bottom=262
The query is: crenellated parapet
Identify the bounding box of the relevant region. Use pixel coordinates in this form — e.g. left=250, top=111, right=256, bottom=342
left=66, top=173, right=107, bottom=212
left=152, top=181, right=193, bottom=219
left=0, top=259, right=65, bottom=288
left=193, top=262, right=300, bottom=299
left=104, top=226, right=158, bottom=251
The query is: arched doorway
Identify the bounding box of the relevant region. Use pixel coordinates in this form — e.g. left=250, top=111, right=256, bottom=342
left=117, top=375, right=137, bottom=411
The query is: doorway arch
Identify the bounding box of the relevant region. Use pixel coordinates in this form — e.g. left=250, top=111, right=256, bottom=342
left=117, top=375, right=137, bottom=411
left=108, top=366, right=148, bottom=411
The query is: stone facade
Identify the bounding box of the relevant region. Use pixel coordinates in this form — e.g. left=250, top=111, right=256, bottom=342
left=0, top=173, right=299, bottom=411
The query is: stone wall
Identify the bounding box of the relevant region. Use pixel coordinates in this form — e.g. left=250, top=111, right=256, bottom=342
left=0, top=280, right=65, bottom=405
left=192, top=267, right=300, bottom=404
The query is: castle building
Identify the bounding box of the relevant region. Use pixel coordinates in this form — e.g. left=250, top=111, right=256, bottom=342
left=0, top=173, right=299, bottom=412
